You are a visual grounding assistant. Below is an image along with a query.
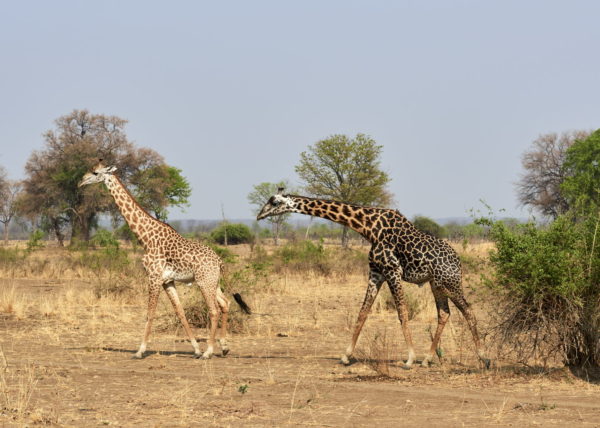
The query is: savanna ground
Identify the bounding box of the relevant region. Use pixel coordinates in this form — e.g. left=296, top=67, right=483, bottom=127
left=0, top=240, right=599, bottom=427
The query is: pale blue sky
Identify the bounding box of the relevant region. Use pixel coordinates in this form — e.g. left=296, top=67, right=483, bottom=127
left=1, top=1, right=599, bottom=221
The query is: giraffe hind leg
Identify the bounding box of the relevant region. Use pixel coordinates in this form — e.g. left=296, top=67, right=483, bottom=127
left=216, top=288, right=230, bottom=356
left=449, top=292, right=490, bottom=369
left=422, top=285, right=450, bottom=367
left=196, top=282, right=221, bottom=359
left=163, top=282, right=202, bottom=357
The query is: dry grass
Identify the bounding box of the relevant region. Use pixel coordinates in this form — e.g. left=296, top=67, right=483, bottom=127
left=0, top=240, right=598, bottom=426
left=0, top=347, right=39, bottom=422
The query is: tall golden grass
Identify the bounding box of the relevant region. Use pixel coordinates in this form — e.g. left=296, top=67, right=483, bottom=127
left=0, top=239, right=573, bottom=375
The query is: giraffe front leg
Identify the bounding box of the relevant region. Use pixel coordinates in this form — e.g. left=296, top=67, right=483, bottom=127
left=134, top=284, right=160, bottom=359
left=163, top=282, right=202, bottom=358
left=341, top=269, right=384, bottom=365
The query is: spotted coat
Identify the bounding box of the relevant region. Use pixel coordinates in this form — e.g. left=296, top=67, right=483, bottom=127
left=257, top=193, right=489, bottom=368
left=79, top=162, right=230, bottom=360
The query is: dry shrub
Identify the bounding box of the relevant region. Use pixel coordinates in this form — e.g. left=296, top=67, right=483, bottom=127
left=161, top=259, right=261, bottom=334
left=356, top=329, right=394, bottom=377
left=0, top=284, right=29, bottom=319
left=75, top=247, right=145, bottom=297
left=377, top=284, right=437, bottom=322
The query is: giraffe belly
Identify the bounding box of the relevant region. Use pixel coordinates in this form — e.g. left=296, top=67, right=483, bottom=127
left=162, top=267, right=194, bottom=285
left=402, top=268, right=432, bottom=286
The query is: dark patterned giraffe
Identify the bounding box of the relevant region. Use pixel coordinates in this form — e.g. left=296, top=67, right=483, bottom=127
left=78, top=161, right=250, bottom=359
left=257, top=189, right=489, bottom=368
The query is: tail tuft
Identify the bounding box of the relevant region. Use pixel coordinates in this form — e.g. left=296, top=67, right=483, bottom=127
left=233, top=293, right=252, bottom=314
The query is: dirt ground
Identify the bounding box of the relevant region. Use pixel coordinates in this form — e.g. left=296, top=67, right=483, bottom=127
left=1, top=244, right=599, bottom=427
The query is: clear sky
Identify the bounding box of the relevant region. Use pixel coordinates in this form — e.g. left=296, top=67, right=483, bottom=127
left=1, top=1, right=599, bottom=221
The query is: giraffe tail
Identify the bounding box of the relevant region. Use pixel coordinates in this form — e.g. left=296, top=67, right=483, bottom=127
left=218, top=261, right=251, bottom=314
left=233, top=293, right=252, bottom=314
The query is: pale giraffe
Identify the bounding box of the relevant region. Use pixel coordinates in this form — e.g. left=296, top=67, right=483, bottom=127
left=78, top=161, right=250, bottom=359
left=257, top=189, right=489, bottom=369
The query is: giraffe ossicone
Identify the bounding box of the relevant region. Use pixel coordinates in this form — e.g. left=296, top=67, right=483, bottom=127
left=79, top=161, right=250, bottom=360
left=258, top=190, right=490, bottom=369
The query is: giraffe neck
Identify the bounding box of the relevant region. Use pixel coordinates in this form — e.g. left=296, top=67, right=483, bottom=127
left=104, top=175, right=162, bottom=247
left=289, top=196, right=386, bottom=242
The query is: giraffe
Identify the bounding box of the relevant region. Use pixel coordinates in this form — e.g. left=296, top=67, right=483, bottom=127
left=78, top=161, right=250, bottom=359
left=257, top=189, right=489, bottom=369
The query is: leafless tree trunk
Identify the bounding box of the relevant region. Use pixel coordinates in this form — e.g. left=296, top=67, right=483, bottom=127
left=0, top=179, right=22, bottom=245
left=273, top=221, right=280, bottom=246
left=341, top=225, right=350, bottom=248
left=516, top=130, right=591, bottom=218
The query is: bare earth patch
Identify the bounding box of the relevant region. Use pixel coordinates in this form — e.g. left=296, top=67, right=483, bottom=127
left=1, top=244, right=599, bottom=426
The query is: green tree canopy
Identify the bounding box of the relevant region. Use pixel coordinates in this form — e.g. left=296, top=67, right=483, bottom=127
left=562, top=129, right=600, bottom=215
left=295, top=133, right=391, bottom=206
left=20, top=109, right=191, bottom=243
left=295, top=133, right=392, bottom=246
left=133, top=165, right=191, bottom=221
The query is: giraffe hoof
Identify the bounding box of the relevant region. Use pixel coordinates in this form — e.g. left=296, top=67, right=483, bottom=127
left=401, top=364, right=413, bottom=370
left=195, top=352, right=213, bottom=360
left=222, top=348, right=230, bottom=357
left=340, top=355, right=354, bottom=366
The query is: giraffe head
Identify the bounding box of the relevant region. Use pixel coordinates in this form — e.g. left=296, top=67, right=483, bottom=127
left=256, top=188, right=297, bottom=220
left=78, top=161, right=118, bottom=187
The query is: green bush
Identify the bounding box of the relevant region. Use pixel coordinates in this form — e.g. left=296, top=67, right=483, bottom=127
left=412, top=216, right=446, bottom=238
left=210, top=223, right=254, bottom=245
left=485, top=215, right=600, bottom=366
left=26, top=229, right=45, bottom=252
left=91, top=229, right=120, bottom=249
left=205, top=242, right=237, bottom=264
left=275, top=239, right=331, bottom=275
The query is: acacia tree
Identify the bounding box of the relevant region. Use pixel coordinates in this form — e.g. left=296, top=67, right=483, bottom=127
left=248, top=181, right=291, bottom=245
left=0, top=167, right=22, bottom=244
left=516, top=130, right=591, bottom=219
left=20, top=110, right=191, bottom=244
left=295, top=133, right=392, bottom=246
